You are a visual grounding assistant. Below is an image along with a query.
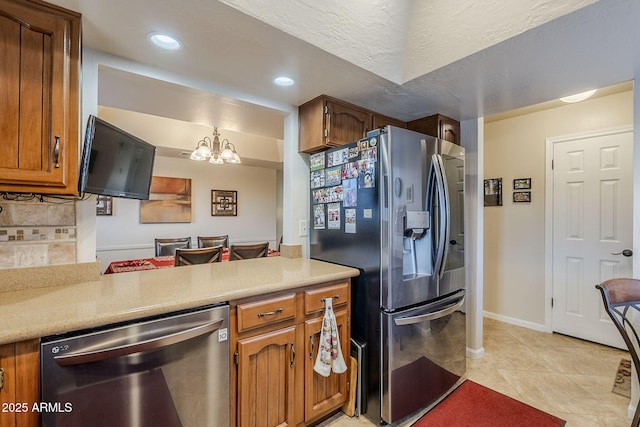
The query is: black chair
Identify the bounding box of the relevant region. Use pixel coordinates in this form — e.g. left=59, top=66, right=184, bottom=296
left=229, top=242, right=269, bottom=260
left=155, top=237, right=191, bottom=256
left=197, top=235, right=229, bottom=249
left=596, top=278, right=640, bottom=427
left=174, top=246, right=223, bottom=266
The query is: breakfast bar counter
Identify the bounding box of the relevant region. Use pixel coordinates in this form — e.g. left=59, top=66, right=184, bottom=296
left=0, top=257, right=359, bottom=345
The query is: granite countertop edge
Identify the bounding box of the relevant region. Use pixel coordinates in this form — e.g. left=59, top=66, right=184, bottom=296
left=0, top=257, right=359, bottom=346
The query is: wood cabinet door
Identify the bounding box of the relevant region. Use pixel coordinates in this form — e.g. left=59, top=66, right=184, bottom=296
left=0, top=0, right=79, bottom=194
left=325, top=100, right=373, bottom=147
left=237, top=327, right=297, bottom=427
left=439, top=116, right=460, bottom=145
left=0, top=340, right=40, bottom=427
left=303, top=310, right=350, bottom=422
left=372, top=114, right=406, bottom=130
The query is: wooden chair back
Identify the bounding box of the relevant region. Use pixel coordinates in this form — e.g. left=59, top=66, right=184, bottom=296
left=155, top=237, right=191, bottom=256
left=229, top=242, right=269, bottom=260
left=174, top=246, right=223, bottom=266
left=198, top=235, right=229, bottom=249
left=596, top=278, right=640, bottom=427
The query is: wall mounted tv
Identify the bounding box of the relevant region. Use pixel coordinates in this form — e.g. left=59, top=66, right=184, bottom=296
left=78, top=115, right=156, bottom=200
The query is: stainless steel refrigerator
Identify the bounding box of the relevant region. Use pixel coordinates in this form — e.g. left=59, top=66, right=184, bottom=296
left=309, top=126, right=466, bottom=425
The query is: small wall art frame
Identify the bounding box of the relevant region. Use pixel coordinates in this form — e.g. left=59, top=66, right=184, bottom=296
left=513, top=178, right=532, bottom=190
left=513, top=191, right=531, bottom=203
left=96, top=195, right=112, bottom=216
left=211, top=190, right=238, bottom=216
left=484, top=178, right=503, bottom=206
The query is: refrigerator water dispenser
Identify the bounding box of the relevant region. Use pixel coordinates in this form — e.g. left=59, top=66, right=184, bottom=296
left=403, top=210, right=431, bottom=279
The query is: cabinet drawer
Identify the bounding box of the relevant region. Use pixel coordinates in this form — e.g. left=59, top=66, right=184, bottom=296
left=237, top=294, right=296, bottom=333
left=304, top=282, right=349, bottom=315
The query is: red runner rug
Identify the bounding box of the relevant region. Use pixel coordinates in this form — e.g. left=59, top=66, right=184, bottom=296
left=412, top=380, right=566, bottom=427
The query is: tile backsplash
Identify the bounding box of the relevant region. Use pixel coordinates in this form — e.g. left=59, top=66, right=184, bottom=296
left=0, top=198, right=77, bottom=269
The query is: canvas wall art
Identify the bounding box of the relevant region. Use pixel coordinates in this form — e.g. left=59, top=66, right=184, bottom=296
left=140, top=176, right=192, bottom=223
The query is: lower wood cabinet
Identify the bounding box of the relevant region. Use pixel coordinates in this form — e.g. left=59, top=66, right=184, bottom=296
left=304, top=310, right=349, bottom=421
left=0, top=339, right=40, bottom=427
left=237, top=327, right=297, bottom=427
left=231, top=280, right=351, bottom=427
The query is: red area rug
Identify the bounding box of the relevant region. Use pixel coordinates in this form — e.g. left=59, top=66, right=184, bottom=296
left=412, top=380, right=566, bottom=427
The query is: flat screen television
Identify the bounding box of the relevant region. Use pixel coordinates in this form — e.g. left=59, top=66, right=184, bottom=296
left=78, top=115, right=156, bottom=200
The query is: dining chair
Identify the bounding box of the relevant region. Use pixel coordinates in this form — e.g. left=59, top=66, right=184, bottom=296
left=197, top=235, right=229, bottom=249
left=174, top=246, right=224, bottom=266
left=155, top=237, right=192, bottom=256
left=596, top=278, right=640, bottom=427
left=229, top=242, right=269, bottom=260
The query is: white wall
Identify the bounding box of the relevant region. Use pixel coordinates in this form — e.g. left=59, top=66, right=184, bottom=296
left=96, top=156, right=277, bottom=271
left=78, top=50, right=309, bottom=271
left=484, top=89, right=633, bottom=327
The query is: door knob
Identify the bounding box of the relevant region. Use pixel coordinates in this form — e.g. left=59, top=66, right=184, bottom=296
left=612, top=249, right=633, bottom=257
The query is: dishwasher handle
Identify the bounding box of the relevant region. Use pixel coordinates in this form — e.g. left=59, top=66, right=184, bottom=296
left=393, top=296, right=465, bottom=326
left=54, top=318, right=224, bottom=367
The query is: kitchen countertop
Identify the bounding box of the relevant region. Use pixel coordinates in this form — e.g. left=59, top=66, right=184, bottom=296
left=0, top=257, right=359, bottom=345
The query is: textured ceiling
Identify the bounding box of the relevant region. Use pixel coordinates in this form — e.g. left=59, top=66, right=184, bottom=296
left=47, top=0, right=640, bottom=148
left=220, top=0, right=599, bottom=83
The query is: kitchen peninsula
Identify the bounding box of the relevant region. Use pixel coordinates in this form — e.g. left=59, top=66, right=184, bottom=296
left=1, top=257, right=358, bottom=345
left=0, top=257, right=358, bottom=427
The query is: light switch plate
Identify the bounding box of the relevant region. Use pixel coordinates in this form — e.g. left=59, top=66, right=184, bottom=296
left=299, top=220, right=308, bottom=237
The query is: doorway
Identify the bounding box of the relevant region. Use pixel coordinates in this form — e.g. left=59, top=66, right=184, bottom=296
left=547, top=126, right=633, bottom=348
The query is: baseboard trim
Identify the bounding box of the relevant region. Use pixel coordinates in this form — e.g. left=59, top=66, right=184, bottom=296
left=483, top=311, right=548, bottom=333
left=466, top=346, right=485, bottom=359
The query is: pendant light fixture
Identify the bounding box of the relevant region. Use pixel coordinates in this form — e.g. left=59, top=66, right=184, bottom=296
left=190, top=127, right=241, bottom=164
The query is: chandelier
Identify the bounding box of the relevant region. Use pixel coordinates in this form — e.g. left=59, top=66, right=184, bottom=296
left=190, top=127, right=241, bottom=164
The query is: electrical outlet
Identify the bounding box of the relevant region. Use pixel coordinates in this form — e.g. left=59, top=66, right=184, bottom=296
left=299, top=220, right=308, bottom=237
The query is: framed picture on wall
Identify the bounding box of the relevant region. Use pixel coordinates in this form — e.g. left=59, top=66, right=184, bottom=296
left=484, top=178, right=502, bottom=206
left=513, top=191, right=531, bottom=203
left=140, top=176, right=192, bottom=223
left=96, top=195, right=113, bottom=216
left=514, top=178, right=532, bottom=190
left=211, top=190, right=238, bottom=216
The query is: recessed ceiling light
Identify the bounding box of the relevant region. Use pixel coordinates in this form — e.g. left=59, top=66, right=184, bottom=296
left=274, top=76, right=295, bottom=87
left=560, top=89, right=597, bottom=103
left=147, top=32, right=182, bottom=50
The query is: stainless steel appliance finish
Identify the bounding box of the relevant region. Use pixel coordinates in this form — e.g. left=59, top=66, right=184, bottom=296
left=310, top=126, right=466, bottom=425
left=41, top=304, right=229, bottom=427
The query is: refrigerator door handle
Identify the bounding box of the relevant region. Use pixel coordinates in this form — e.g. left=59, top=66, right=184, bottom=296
left=435, top=154, right=451, bottom=278
left=393, top=296, right=465, bottom=326
left=429, top=154, right=448, bottom=278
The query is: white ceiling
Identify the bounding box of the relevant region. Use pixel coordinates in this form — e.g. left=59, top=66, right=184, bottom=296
left=48, top=0, right=640, bottom=144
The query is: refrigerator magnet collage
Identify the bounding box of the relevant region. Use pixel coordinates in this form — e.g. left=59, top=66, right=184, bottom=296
left=310, top=138, right=377, bottom=233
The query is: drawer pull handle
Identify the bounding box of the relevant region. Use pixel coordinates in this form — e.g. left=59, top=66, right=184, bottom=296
left=257, top=308, right=283, bottom=317
left=321, top=295, right=340, bottom=303
left=0, top=368, right=4, bottom=390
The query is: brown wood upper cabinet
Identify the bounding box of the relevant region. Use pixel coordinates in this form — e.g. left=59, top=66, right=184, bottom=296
left=407, top=114, right=461, bottom=145
left=372, top=113, right=406, bottom=130
left=299, top=95, right=461, bottom=152
left=299, top=95, right=374, bottom=153
left=0, top=0, right=81, bottom=195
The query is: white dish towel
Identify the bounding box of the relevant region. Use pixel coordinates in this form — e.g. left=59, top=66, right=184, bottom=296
left=313, top=297, right=348, bottom=377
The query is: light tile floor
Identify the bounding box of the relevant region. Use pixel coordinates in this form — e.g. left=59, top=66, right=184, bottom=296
left=319, top=317, right=632, bottom=426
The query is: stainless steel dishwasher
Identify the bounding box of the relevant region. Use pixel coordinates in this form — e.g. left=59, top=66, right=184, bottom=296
left=41, top=303, right=229, bottom=427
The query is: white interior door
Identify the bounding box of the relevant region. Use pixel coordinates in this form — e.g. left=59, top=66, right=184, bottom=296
left=551, top=127, right=633, bottom=348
